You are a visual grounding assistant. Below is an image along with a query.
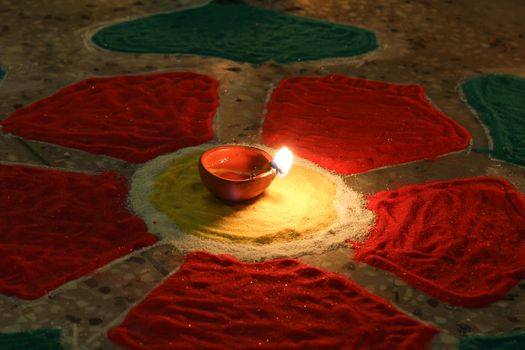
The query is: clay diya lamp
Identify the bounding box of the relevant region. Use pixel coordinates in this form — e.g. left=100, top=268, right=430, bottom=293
left=199, top=145, right=293, bottom=202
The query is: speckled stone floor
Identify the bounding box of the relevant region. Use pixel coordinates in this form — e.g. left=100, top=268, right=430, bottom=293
left=0, top=0, right=524, bottom=349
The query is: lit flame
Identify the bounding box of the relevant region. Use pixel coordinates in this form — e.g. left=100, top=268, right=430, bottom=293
left=271, top=147, right=294, bottom=178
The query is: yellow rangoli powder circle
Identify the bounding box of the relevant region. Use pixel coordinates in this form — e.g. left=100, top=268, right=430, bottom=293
left=150, top=152, right=338, bottom=244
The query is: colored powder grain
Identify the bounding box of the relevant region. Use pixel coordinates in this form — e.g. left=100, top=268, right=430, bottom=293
left=263, top=74, right=471, bottom=175
left=0, top=66, right=5, bottom=80
left=150, top=151, right=337, bottom=244
left=350, top=177, right=525, bottom=307
left=92, top=1, right=377, bottom=63
left=462, top=74, right=525, bottom=167
left=0, top=164, right=157, bottom=300
left=108, top=251, right=439, bottom=350
left=0, top=329, right=64, bottom=350
left=459, top=331, right=525, bottom=350
left=1, top=72, right=218, bottom=163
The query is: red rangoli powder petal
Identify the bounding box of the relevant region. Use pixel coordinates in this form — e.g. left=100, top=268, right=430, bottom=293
left=1, top=72, right=218, bottom=163
left=108, top=251, right=438, bottom=350
left=0, top=164, right=157, bottom=300
left=262, top=74, right=471, bottom=174
left=350, top=177, right=525, bottom=307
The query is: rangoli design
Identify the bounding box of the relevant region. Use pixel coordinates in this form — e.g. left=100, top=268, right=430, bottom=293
left=1, top=2, right=523, bottom=348
left=108, top=251, right=438, bottom=350
left=0, top=329, right=64, bottom=350
left=0, top=164, right=157, bottom=300
left=263, top=74, right=471, bottom=174
left=459, top=331, right=525, bottom=350
left=91, top=1, right=377, bottom=63
left=350, top=177, right=525, bottom=307
left=462, top=74, right=525, bottom=167
left=129, top=145, right=374, bottom=260
left=151, top=151, right=338, bottom=243
left=1, top=72, right=218, bottom=163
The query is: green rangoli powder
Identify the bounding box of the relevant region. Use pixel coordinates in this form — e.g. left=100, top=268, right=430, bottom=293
left=0, top=329, right=64, bottom=350
left=462, top=74, right=525, bottom=167
left=459, top=331, right=525, bottom=350
left=92, top=1, right=377, bottom=63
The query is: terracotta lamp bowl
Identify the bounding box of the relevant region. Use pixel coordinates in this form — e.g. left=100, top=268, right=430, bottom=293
left=199, top=145, right=276, bottom=202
